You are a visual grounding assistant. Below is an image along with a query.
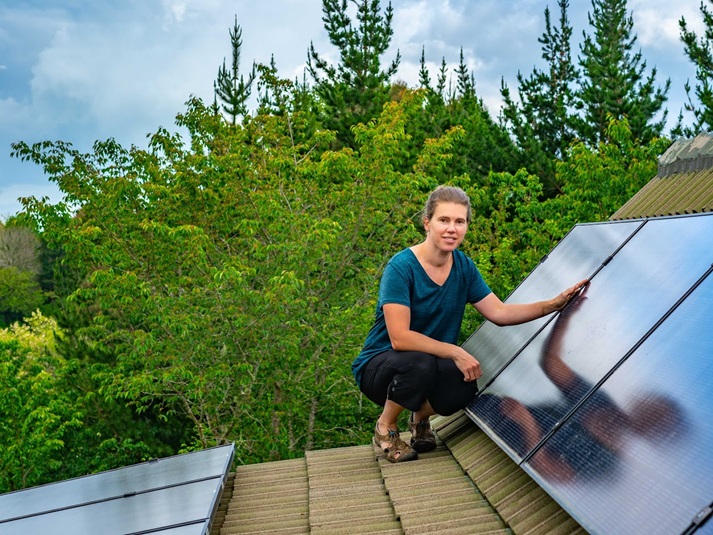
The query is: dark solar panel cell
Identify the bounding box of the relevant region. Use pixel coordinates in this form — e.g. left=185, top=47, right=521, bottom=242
left=0, top=445, right=233, bottom=535
left=0, top=479, right=218, bottom=535
left=462, top=220, right=641, bottom=386
left=525, top=273, right=713, bottom=535
left=468, top=214, right=713, bottom=463
left=0, top=444, right=233, bottom=521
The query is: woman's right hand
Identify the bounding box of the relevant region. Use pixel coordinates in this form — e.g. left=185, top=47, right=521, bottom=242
left=453, top=347, right=482, bottom=382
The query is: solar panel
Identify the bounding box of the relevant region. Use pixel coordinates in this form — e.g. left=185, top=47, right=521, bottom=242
left=0, top=444, right=234, bottom=535
left=463, top=213, right=713, bottom=535
left=462, top=219, right=642, bottom=386
left=525, top=271, right=713, bottom=535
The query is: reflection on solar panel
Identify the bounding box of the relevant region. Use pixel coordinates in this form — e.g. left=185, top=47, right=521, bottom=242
left=462, top=220, right=642, bottom=386
left=465, top=213, right=713, bottom=535
left=0, top=443, right=234, bottom=535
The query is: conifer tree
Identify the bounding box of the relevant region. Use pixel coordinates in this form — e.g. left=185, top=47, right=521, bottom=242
left=500, top=0, right=579, bottom=193
left=307, top=0, right=400, bottom=147
left=576, top=0, right=669, bottom=145
left=435, top=52, right=519, bottom=183
left=436, top=58, right=449, bottom=98
left=214, top=16, right=255, bottom=125
left=678, top=0, right=713, bottom=136
left=454, top=48, right=476, bottom=100
left=418, top=47, right=431, bottom=91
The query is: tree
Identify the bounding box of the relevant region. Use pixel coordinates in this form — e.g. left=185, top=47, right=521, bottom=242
left=678, top=0, right=713, bottom=136
left=0, top=224, right=41, bottom=275
left=500, top=0, right=579, bottom=193
left=577, top=0, right=670, bottom=145
left=548, top=116, right=670, bottom=225
left=461, top=117, right=668, bottom=317
left=0, top=314, right=76, bottom=491
left=407, top=47, right=521, bottom=189
left=214, top=15, right=255, bottom=125
left=0, top=268, right=44, bottom=326
left=307, top=0, right=401, bottom=147
left=11, top=90, right=468, bottom=464
left=443, top=52, right=520, bottom=183
left=0, top=311, right=168, bottom=492
left=454, top=48, right=476, bottom=100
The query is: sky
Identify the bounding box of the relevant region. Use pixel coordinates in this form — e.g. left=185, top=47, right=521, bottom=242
left=0, top=0, right=705, bottom=219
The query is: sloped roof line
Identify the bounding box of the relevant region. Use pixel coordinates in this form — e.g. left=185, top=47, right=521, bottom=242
left=658, top=132, right=713, bottom=177
left=611, top=133, right=713, bottom=220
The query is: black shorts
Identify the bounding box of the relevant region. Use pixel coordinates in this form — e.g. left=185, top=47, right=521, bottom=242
left=359, top=350, right=478, bottom=415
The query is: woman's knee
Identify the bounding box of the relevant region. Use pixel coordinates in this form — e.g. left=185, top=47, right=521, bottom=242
left=407, top=353, right=438, bottom=378
left=430, top=380, right=478, bottom=415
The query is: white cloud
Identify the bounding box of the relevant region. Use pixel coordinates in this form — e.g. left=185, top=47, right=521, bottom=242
left=631, top=0, right=702, bottom=50
left=162, top=0, right=188, bottom=24
left=26, top=3, right=226, bottom=148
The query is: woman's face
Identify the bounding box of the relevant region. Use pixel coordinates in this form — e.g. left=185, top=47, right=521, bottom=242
left=424, top=201, right=468, bottom=251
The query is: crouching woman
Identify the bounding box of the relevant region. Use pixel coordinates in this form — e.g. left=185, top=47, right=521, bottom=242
left=352, top=185, right=587, bottom=463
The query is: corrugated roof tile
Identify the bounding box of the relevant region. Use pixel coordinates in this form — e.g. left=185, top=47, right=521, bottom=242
left=306, top=445, right=400, bottom=534
left=611, top=134, right=713, bottom=220
left=215, top=413, right=584, bottom=534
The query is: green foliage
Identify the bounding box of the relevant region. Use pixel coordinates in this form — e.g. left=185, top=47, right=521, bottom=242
left=12, top=91, right=469, bottom=464
left=550, top=116, right=670, bottom=225
left=307, top=0, right=401, bottom=148
left=459, top=117, right=667, bottom=334
left=408, top=52, right=521, bottom=187
left=214, top=15, right=255, bottom=125
left=0, top=267, right=44, bottom=326
left=0, top=340, right=74, bottom=491
left=0, top=312, right=182, bottom=492
left=678, top=0, right=713, bottom=136
left=577, top=0, right=670, bottom=145
left=500, top=0, right=579, bottom=193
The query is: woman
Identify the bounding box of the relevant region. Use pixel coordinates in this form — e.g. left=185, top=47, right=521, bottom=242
left=352, top=185, right=587, bottom=463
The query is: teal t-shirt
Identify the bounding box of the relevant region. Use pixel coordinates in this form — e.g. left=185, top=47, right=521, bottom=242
left=352, top=248, right=491, bottom=386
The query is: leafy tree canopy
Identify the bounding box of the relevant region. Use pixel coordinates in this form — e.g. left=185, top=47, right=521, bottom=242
left=12, top=90, right=469, bottom=462
left=307, top=0, right=401, bottom=147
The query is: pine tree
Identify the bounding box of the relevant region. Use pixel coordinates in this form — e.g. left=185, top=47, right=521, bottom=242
left=436, top=53, right=520, bottom=183
left=214, top=16, right=255, bottom=125
left=576, top=0, right=669, bottom=145
left=454, top=48, right=476, bottom=100
left=306, top=0, right=400, bottom=147
left=500, top=0, right=579, bottom=193
left=678, top=0, right=713, bottom=136
left=436, top=58, right=449, bottom=99
left=418, top=47, right=431, bottom=90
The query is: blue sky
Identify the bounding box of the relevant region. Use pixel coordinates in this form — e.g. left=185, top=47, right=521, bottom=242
left=0, top=0, right=704, bottom=219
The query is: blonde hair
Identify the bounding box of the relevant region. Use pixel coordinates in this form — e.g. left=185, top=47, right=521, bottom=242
left=423, top=185, right=472, bottom=223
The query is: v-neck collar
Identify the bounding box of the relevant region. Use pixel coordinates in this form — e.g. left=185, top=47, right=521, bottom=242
left=407, top=248, right=454, bottom=288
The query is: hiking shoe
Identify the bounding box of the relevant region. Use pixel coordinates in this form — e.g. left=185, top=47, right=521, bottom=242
left=409, top=415, right=437, bottom=453
left=373, top=422, right=418, bottom=463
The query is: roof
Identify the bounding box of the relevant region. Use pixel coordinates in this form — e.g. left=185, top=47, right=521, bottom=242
left=212, top=412, right=584, bottom=535
left=611, top=133, right=713, bottom=220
